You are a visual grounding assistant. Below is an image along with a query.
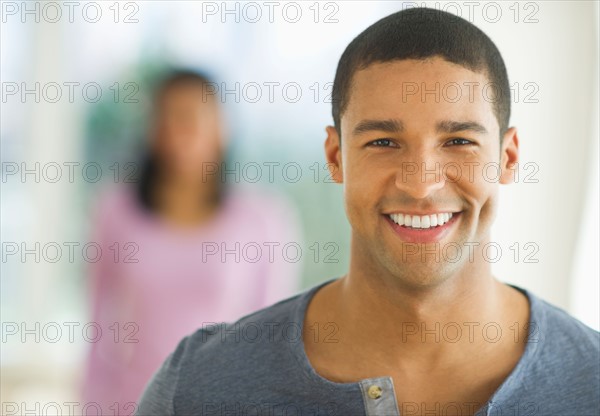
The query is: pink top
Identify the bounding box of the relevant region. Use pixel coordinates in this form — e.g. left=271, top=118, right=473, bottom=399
left=80, top=183, right=302, bottom=411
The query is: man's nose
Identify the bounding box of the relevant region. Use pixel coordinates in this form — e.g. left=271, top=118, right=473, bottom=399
left=394, top=154, right=446, bottom=199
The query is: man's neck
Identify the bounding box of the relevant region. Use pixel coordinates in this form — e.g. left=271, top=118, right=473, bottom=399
left=304, top=256, right=530, bottom=378
left=344, top=270, right=500, bottom=361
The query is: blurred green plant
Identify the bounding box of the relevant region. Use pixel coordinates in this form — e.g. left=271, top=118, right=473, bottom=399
left=84, top=55, right=171, bottom=169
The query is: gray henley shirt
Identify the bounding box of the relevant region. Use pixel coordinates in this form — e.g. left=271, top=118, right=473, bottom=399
left=137, top=278, right=600, bottom=416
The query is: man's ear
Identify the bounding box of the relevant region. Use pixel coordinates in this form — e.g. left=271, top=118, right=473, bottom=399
left=499, top=127, right=519, bottom=184
left=324, top=126, right=343, bottom=183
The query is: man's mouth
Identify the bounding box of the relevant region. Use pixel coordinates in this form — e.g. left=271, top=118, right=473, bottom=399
left=384, top=211, right=462, bottom=243
left=387, top=212, right=458, bottom=230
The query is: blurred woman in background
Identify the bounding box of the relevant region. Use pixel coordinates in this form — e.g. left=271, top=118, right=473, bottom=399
left=81, top=69, right=302, bottom=412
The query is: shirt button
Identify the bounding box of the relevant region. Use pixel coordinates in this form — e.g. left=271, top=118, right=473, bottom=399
left=367, top=385, right=383, bottom=399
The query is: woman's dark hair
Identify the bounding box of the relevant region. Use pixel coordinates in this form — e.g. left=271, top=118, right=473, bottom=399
left=136, top=68, right=226, bottom=213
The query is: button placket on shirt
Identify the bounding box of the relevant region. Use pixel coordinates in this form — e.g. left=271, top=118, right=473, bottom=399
left=359, top=377, right=400, bottom=416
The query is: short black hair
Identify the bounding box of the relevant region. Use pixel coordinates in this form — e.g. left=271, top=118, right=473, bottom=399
left=331, top=7, right=510, bottom=138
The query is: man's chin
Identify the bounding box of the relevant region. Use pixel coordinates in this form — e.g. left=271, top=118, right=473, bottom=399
left=398, top=266, right=457, bottom=289
left=380, top=252, right=466, bottom=290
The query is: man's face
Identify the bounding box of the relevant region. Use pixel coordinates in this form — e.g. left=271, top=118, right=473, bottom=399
left=325, top=57, right=518, bottom=288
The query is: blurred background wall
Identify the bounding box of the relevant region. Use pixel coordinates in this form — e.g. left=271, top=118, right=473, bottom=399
left=1, top=0, right=598, bottom=412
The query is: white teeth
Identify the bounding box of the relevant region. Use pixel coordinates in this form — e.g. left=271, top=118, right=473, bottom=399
left=412, top=216, right=421, bottom=228
left=430, top=214, right=438, bottom=227
left=389, top=212, right=456, bottom=228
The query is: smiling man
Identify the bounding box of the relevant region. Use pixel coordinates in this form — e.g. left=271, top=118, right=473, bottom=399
left=138, top=8, right=599, bottom=416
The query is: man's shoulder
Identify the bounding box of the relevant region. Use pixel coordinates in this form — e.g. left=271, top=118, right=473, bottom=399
left=532, top=292, right=600, bottom=352
left=503, top=290, right=600, bottom=413
left=137, top=285, right=322, bottom=415
left=185, top=289, right=308, bottom=355
left=164, top=286, right=326, bottom=404
left=523, top=289, right=599, bottom=395
left=171, top=282, right=327, bottom=381
left=477, top=287, right=599, bottom=416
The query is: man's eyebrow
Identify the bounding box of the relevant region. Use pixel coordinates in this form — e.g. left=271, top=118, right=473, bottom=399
left=436, top=120, right=488, bottom=135
left=352, top=119, right=404, bottom=135
left=351, top=119, right=488, bottom=136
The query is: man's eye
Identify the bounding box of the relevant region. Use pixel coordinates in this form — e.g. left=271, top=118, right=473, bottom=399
left=445, top=138, right=474, bottom=146
left=368, top=139, right=394, bottom=147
